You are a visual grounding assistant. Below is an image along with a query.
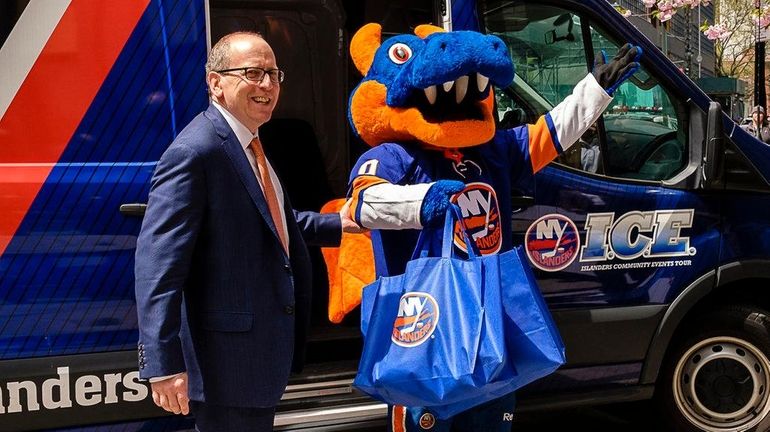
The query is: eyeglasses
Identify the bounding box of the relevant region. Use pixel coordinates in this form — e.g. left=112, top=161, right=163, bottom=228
left=215, top=67, right=285, bottom=83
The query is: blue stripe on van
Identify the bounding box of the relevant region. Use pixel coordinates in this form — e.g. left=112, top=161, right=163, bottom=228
left=0, top=0, right=207, bottom=359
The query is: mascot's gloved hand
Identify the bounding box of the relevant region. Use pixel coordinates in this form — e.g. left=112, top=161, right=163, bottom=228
left=592, top=43, right=642, bottom=96
left=420, top=180, right=465, bottom=227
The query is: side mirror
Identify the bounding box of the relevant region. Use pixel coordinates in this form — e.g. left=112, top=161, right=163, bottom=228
left=545, top=30, right=556, bottom=45
left=702, top=101, right=723, bottom=186
left=545, top=29, right=575, bottom=45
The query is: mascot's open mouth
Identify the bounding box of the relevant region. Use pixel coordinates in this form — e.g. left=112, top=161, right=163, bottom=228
left=405, top=72, right=491, bottom=123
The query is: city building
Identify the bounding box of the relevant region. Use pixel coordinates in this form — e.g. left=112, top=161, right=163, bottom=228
left=616, top=0, right=717, bottom=78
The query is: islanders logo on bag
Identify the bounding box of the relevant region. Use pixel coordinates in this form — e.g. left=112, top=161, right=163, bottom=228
left=525, top=214, right=580, bottom=271
left=452, top=182, right=501, bottom=255
left=392, top=293, right=439, bottom=347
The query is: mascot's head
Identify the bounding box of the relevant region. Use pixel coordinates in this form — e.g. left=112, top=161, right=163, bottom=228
left=348, top=24, right=514, bottom=149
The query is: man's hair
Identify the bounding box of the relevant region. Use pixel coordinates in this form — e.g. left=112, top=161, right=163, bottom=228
left=205, top=31, right=263, bottom=76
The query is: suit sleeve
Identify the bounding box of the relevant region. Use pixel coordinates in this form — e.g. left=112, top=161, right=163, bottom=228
left=293, top=210, right=342, bottom=247
left=134, top=142, right=205, bottom=380
left=498, top=73, right=613, bottom=178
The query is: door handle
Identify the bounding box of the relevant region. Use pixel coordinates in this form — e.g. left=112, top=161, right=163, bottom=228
left=120, top=203, right=147, bottom=217
left=511, top=196, right=535, bottom=209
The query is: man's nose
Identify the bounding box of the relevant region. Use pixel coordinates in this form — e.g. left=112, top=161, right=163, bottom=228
left=256, top=74, right=274, bottom=89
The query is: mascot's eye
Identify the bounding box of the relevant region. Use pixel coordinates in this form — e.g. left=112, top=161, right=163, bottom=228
left=388, top=43, right=412, bottom=64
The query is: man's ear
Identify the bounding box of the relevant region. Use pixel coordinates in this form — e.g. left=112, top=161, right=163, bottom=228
left=207, top=72, right=223, bottom=98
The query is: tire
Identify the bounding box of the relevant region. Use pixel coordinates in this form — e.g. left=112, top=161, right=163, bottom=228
left=656, top=305, right=770, bottom=432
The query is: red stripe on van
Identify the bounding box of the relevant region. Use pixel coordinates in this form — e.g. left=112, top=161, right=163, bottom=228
left=0, top=0, right=150, bottom=256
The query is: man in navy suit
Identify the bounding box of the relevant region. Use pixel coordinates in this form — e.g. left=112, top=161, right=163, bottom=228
left=134, top=32, right=357, bottom=431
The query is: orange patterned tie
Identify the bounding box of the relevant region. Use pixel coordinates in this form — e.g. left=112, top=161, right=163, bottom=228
left=249, top=137, right=289, bottom=254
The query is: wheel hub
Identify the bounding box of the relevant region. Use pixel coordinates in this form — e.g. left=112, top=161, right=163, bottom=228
left=673, top=337, right=770, bottom=431
left=696, top=358, right=753, bottom=413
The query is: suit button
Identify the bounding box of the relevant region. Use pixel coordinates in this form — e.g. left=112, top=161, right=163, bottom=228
left=284, top=264, right=291, bottom=273
left=284, top=305, right=294, bottom=315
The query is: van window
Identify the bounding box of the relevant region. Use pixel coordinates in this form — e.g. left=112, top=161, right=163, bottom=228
left=589, top=28, right=687, bottom=181
left=481, top=1, right=688, bottom=181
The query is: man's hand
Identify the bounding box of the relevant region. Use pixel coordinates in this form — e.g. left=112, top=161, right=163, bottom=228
left=592, top=43, right=642, bottom=96
left=340, top=198, right=367, bottom=234
left=151, top=372, right=189, bottom=415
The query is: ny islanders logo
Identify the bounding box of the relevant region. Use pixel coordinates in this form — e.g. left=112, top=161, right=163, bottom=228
left=453, top=182, right=502, bottom=255
left=392, top=293, right=439, bottom=347
left=525, top=214, right=580, bottom=271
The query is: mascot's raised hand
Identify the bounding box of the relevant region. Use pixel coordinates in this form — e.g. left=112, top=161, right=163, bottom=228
left=592, top=43, right=642, bottom=96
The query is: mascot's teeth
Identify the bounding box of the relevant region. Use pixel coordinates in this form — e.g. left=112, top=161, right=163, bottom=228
left=424, top=86, right=437, bottom=105
left=455, top=75, right=469, bottom=104
left=477, top=74, right=490, bottom=92
left=443, top=81, right=454, bottom=92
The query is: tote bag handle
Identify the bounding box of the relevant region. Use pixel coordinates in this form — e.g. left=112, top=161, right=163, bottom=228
left=411, top=204, right=478, bottom=260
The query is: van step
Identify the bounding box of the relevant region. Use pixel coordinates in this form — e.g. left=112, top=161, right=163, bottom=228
left=288, top=360, right=358, bottom=384
left=274, top=402, right=387, bottom=430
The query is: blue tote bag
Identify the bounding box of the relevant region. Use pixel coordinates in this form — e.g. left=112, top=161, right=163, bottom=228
left=354, top=205, right=565, bottom=418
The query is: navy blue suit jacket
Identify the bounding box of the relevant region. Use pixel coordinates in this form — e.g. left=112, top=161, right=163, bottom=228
left=135, top=104, right=340, bottom=408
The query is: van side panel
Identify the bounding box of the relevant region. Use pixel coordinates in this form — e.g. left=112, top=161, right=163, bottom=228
left=0, top=0, right=207, bottom=360
left=0, top=0, right=151, bottom=257
left=0, top=0, right=206, bottom=428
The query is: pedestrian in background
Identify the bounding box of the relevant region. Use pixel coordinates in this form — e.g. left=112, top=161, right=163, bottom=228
left=742, top=105, right=770, bottom=144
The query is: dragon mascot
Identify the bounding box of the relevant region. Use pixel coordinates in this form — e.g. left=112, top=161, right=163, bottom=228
left=342, top=22, right=641, bottom=432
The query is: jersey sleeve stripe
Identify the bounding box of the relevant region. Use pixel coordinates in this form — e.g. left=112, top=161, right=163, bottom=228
left=544, top=113, right=562, bottom=152
left=527, top=116, right=560, bottom=173
left=351, top=175, right=388, bottom=224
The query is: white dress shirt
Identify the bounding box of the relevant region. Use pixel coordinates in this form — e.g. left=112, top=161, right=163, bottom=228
left=212, top=101, right=290, bottom=248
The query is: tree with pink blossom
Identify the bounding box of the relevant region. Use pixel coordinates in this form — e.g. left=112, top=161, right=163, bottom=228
left=612, top=0, right=755, bottom=42
left=614, top=0, right=769, bottom=85
left=703, top=23, right=732, bottom=40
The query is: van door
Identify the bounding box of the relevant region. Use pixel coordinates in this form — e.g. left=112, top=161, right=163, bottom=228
left=478, top=0, right=721, bottom=389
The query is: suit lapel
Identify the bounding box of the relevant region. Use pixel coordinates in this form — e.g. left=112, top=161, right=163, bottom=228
left=204, top=104, right=283, bottom=247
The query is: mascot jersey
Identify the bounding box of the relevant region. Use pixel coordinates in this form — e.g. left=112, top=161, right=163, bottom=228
left=349, top=73, right=611, bottom=277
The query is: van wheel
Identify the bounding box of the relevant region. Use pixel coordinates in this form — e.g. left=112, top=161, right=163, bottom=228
left=657, top=306, right=770, bottom=431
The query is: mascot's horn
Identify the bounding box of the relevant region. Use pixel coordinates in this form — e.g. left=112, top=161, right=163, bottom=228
left=350, top=23, right=382, bottom=75
left=414, top=24, right=444, bottom=38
